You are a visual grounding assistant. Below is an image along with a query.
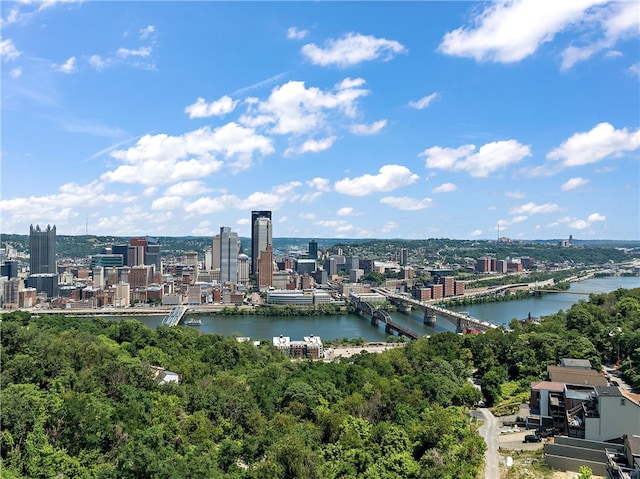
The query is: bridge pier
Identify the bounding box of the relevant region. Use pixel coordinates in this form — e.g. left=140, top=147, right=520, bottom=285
left=423, top=311, right=437, bottom=325
left=371, top=316, right=378, bottom=326
left=397, top=303, right=412, bottom=313
left=385, top=323, right=392, bottom=334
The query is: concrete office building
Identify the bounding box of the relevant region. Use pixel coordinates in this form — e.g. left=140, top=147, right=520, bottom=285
left=251, top=211, right=272, bottom=275
left=308, top=240, right=318, bottom=259
left=257, top=245, right=273, bottom=289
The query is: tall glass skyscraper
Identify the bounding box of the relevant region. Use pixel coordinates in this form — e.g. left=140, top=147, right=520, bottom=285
left=220, top=226, right=239, bottom=283
left=251, top=210, right=272, bottom=276
left=29, top=224, right=56, bottom=274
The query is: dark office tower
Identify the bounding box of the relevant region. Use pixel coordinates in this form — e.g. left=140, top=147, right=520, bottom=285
left=251, top=210, right=272, bottom=275
left=112, top=245, right=129, bottom=266
left=400, top=248, right=408, bottom=266
left=308, top=240, right=318, bottom=260
left=145, top=237, right=162, bottom=272
left=29, top=224, right=56, bottom=274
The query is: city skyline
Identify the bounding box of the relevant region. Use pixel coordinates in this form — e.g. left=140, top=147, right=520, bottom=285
left=1, top=1, right=639, bottom=240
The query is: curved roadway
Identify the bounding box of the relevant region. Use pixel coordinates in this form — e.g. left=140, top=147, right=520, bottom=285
left=477, top=407, right=500, bottom=479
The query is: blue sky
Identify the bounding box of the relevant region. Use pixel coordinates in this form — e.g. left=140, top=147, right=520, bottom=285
left=1, top=1, right=639, bottom=240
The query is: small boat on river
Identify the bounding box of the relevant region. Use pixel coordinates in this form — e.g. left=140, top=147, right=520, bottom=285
left=184, top=318, right=203, bottom=326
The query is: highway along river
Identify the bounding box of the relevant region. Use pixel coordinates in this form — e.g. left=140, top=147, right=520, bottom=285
left=125, top=276, right=639, bottom=341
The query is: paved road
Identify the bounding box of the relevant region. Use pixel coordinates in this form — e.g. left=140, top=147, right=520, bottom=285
left=477, top=408, right=500, bottom=479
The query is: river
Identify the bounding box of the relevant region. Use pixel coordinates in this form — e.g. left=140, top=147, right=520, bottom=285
left=127, top=276, right=640, bottom=342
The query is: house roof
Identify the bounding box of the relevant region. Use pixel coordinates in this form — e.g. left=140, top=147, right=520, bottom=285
left=559, top=358, right=592, bottom=369
left=621, top=389, right=640, bottom=407
left=530, top=381, right=565, bottom=392
left=547, top=365, right=608, bottom=387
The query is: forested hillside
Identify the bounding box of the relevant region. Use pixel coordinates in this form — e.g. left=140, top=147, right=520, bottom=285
left=1, top=288, right=638, bottom=478
left=0, top=313, right=484, bottom=479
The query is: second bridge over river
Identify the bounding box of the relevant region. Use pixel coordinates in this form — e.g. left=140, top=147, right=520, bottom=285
left=375, top=288, right=498, bottom=333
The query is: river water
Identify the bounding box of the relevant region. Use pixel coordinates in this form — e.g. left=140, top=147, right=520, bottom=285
left=128, top=276, right=640, bottom=342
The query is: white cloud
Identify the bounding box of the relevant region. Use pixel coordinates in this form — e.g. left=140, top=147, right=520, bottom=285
left=334, top=164, right=419, bottom=196
left=421, top=140, right=531, bottom=177
left=89, top=54, right=109, bottom=71
left=438, top=0, right=606, bottom=63
left=381, top=222, right=397, bottom=233
left=470, top=229, right=483, bottom=237
left=140, top=25, right=156, bottom=40
left=315, top=219, right=355, bottom=234
left=151, top=196, right=184, bottom=210
left=561, top=177, right=590, bottom=191
left=299, top=212, right=315, bottom=220
left=0, top=181, right=135, bottom=227
left=247, top=79, right=369, bottom=135
left=185, top=96, right=239, bottom=119
left=630, top=63, right=640, bottom=78
left=380, top=196, right=433, bottom=210
left=0, top=38, right=21, bottom=61
left=337, top=207, right=353, bottom=216
left=117, top=46, right=152, bottom=58
left=164, top=181, right=212, bottom=197
left=561, top=2, right=640, bottom=70
left=432, top=182, right=457, bottom=193
left=568, top=219, right=590, bottom=229
left=287, top=136, right=336, bottom=156
left=547, top=122, right=640, bottom=167
left=103, top=123, right=274, bottom=184
left=349, top=120, right=387, bottom=135
left=588, top=212, right=606, bottom=222
left=287, top=27, right=308, bottom=40
left=505, top=190, right=526, bottom=199
left=509, top=202, right=560, bottom=215
left=307, top=177, right=331, bottom=192
left=409, top=93, right=438, bottom=109
left=54, top=56, right=76, bottom=73
left=9, top=67, right=21, bottom=78
left=301, top=32, right=407, bottom=67
left=143, top=186, right=158, bottom=196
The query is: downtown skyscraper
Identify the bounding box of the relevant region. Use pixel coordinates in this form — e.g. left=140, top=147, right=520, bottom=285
left=251, top=210, right=272, bottom=276
left=219, top=226, right=239, bottom=283
left=29, top=224, right=56, bottom=274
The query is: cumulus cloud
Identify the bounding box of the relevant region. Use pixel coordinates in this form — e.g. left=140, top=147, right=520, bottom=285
left=286, top=136, right=336, bottom=156
left=164, top=181, right=212, bottom=197
left=151, top=196, right=184, bottom=210
left=301, top=32, right=407, bottom=67
left=630, top=63, right=640, bottom=78
left=509, top=202, right=560, bottom=215
left=337, top=207, right=353, bottom=216
left=9, top=67, right=21, bottom=78
left=183, top=183, right=300, bottom=214
left=53, top=56, right=76, bottom=73
left=432, top=182, right=457, bottom=193
left=505, top=190, right=526, bottom=199
left=561, top=2, right=640, bottom=70
left=349, top=120, right=387, bottom=135
left=380, top=196, right=433, bottom=210
left=0, top=181, right=135, bottom=227
left=334, top=164, right=419, bottom=196
left=185, top=96, right=239, bottom=119
left=140, top=25, right=156, bottom=40
left=588, top=212, right=606, bottom=222
left=287, top=27, right=308, bottom=40
left=469, top=229, right=483, bottom=237
left=438, top=0, right=605, bottom=63
left=117, top=46, right=152, bottom=58
left=0, top=37, right=21, bottom=61
left=102, top=123, right=274, bottom=184
left=409, top=93, right=438, bottom=109
left=89, top=54, right=110, bottom=71
left=547, top=122, right=640, bottom=167
left=244, top=79, right=369, bottom=135
left=307, top=177, right=331, bottom=192
left=298, top=212, right=315, bottom=220
left=421, top=140, right=531, bottom=177
left=561, top=177, right=590, bottom=191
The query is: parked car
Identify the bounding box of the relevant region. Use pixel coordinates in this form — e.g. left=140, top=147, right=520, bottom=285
left=523, top=434, right=542, bottom=443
